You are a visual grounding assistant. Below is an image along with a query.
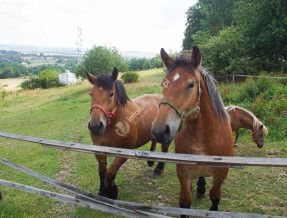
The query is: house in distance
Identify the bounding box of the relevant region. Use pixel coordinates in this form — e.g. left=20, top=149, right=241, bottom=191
left=58, top=70, right=77, bottom=85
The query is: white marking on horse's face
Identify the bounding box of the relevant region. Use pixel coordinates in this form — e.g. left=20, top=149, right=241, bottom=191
left=173, top=73, right=180, bottom=82
left=100, top=86, right=103, bottom=90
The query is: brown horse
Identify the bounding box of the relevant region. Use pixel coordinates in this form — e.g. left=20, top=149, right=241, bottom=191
left=151, top=47, right=234, bottom=214
left=86, top=68, right=168, bottom=199
left=226, top=105, right=268, bottom=148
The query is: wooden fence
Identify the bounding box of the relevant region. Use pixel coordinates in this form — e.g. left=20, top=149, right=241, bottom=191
left=0, top=131, right=286, bottom=218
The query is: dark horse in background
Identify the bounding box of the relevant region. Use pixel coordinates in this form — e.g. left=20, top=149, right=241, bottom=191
left=151, top=47, right=234, bottom=216
left=86, top=68, right=168, bottom=199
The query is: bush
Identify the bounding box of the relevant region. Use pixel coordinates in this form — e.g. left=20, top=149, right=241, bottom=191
left=121, top=71, right=139, bottom=83
left=38, top=70, right=59, bottom=88
left=21, top=70, right=60, bottom=90
left=21, top=76, right=40, bottom=90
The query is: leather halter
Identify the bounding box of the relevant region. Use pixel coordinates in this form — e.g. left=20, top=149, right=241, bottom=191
left=90, top=92, right=120, bottom=125
left=159, top=76, right=201, bottom=132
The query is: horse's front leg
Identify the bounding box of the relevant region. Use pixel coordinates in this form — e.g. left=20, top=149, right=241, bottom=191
left=105, top=157, right=128, bottom=199
left=95, top=154, right=107, bottom=197
left=209, top=169, right=229, bottom=211
left=147, top=138, right=157, bottom=167
left=177, top=164, right=192, bottom=218
left=153, top=143, right=169, bottom=176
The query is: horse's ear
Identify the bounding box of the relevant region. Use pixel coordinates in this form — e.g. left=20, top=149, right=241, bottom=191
left=111, top=67, right=118, bottom=81
left=160, top=48, right=173, bottom=68
left=191, top=46, right=202, bottom=69
left=86, top=71, right=96, bottom=84
left=261, top=124, right=268, bottom=135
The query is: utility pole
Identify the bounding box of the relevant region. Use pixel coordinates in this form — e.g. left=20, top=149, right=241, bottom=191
left=76, top=26, right=83, bottom=64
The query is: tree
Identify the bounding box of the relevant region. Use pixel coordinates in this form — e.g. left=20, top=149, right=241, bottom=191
left=182, top=3, right=204, bottom=50
left=38, top=70, right=59, bottom=88
left=234, top=0, right=287, bottom=72
left=77, top=45, right=128, bottom=78
left=199, top=0, right=238, bottom=36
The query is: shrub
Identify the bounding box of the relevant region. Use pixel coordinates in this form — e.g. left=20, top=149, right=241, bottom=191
left=21, top=70, right=60, bottom=90
left=38, top=70, right=59, bottom=88
left=121, top=71, right=139, bottom=83
left=20, top=76, right=40, bottom=90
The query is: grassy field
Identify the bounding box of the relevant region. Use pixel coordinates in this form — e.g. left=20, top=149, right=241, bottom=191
left=0, top=68, right=286, bottom=217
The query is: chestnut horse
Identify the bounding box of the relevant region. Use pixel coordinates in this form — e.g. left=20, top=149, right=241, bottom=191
left=151, top=47, right=234, bottom=214
left=86, top=68, right=168, bottom=199
left=226, top=105, right=268, bottom=148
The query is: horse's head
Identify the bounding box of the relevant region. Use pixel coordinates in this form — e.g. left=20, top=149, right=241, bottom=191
left=252, top=124, right=268, bottom=148
left=151, top=46, right=202, bottom=144
left=86, top=68, right=119, bottom=136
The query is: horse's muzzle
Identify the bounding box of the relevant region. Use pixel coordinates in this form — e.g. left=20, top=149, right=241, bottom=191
left=151, top=124, right=173, bottom=144
left=88, top=121, right=105, bottom=136
left=257, top=143, right=263, bottom=149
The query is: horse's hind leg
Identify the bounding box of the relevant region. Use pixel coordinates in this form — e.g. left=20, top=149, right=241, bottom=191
left=234, top=130, right=239, bottom=147
left=209, top=169, right=229, bottom=211
left=0, top=190, right=2, bottom=201
left=95, top=154, right=107, bottom=197
left=105, top=157, right=128, bottom=199
left=153, top=143, right=169, bottom=176
left=196, top=176, right=206, bottom=199
left=147, top=138, right=157, bottom=167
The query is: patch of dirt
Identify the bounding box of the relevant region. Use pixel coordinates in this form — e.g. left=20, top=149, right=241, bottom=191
left=0, top=78, right=27, bottom=91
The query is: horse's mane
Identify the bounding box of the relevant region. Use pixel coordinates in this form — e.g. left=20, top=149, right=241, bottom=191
left=226, top=105, right=268, bottom=134
left=96, top=73, right=130, bottom=106
left=167, top=54, right=228, bottom=121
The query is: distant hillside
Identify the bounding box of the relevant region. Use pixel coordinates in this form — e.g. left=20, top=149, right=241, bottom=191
left=0, top=44, right=157, bottom=59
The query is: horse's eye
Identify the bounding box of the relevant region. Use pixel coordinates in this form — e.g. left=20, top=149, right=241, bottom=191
left=109, top=92, right=114, bottom=97
left=187, top=82, right=195, bottom=89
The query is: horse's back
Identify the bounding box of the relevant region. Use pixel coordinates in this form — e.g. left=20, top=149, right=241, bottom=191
left=131, top=94, right=163, bottom=147
left=132, top=94, right=162, bottom=105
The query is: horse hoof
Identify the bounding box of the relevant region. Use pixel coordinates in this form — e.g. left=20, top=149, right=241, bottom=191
left=106, top=184, right=118, bottom=200
left=153, top=168, right=163, bottom=177
left=147, top=161, right=154, bottom=167
left=234, top=144, right=237, bottom=147
left=196, top=192, right=206, bottom=199
left=98, top=185, right=107, bottom=197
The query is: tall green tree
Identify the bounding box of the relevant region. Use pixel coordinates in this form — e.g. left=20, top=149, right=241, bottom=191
left=199, top=0, right=238, bottom=36
left=182, top=3, right=204, bottom=50
left=234, top=0, right=287, bottom=71
left=77, top=45, right=128, bottom=78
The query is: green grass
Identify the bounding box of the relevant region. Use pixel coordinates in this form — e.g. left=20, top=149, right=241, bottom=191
left=0, top=69, right=286, bottom=217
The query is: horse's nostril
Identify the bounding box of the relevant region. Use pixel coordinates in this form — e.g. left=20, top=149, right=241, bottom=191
left=99, top=121, right=104, bottom=128
left=164, top=124, right=171, bottom=136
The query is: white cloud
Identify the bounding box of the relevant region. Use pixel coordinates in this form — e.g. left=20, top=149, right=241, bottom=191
left=0, top=0, right=197, bottom=53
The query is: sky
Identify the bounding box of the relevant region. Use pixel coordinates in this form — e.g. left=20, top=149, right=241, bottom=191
left=0, top=0, right=197, bottom=53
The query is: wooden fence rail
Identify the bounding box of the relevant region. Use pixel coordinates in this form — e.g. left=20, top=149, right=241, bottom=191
left=0, top=158, right=285, bottom=218
left=0, top=131, right=286, bottom=168
left=1, top=131, right=287, bottom=217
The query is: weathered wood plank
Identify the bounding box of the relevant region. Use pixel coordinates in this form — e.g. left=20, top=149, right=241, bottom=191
left=0, top=179, right=163, bottom=218
left=0, top=179, right=285, bottom=218
left=1, top=131, right=286, bottom=167
left=0, top=158, right=166, bottom=218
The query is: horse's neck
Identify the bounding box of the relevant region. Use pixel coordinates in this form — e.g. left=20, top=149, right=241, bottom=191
left=237, top=109, right=254, bottom=131
left=186, top=82, right=217, bottom=139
